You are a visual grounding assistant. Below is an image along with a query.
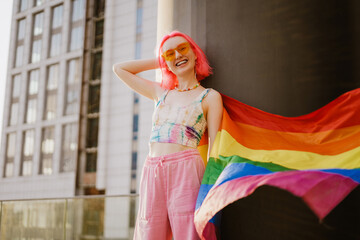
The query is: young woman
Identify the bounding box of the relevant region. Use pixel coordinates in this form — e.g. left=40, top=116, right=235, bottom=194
left=113, top=31, right=223, bottom=240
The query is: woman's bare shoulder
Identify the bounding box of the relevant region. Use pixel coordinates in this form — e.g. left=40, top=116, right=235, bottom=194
left=202, top=88, right=223, bottom=114
left=206, top=88, right=222, bottom=103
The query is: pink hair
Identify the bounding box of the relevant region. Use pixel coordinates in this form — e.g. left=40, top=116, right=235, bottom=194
left=157, top=31, right=213, bottom=89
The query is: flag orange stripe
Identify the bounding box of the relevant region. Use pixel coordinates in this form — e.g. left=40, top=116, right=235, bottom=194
left=221, top=111, right=360, bottom=155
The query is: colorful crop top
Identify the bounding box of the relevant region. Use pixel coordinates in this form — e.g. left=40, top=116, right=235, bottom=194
left=150, top=88, right=210, bottom=148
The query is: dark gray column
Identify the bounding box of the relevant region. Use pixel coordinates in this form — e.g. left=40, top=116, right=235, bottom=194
left=203, top=0, right=360, bottom=116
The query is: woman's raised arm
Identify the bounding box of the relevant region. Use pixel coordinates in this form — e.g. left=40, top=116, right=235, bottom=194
left=112, top=58, right=163, bottom=101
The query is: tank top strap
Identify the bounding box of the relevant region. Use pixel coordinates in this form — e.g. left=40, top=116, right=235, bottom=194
left=195, top=88, right=211, bottom=103
left=155, top=90, right=170, bottom=107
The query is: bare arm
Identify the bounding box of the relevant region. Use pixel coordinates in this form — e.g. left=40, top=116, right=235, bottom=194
left=204, top=90, right=223, bottom=158
left=112, top=58, right=163, bottom=100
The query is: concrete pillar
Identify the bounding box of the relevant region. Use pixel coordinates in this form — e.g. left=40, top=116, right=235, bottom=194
left=157, top=0, right=206, bottom=49
left=204, top=0, right=360, bottom=116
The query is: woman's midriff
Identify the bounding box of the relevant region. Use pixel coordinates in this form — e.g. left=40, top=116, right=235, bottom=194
left=149, top=142, right=196, bottom=157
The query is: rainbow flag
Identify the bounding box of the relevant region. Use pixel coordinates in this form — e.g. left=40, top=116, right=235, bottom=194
left=195, top=88, right=360, bottom=239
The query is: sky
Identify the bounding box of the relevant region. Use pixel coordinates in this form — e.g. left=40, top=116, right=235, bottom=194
left=0, top=0, right=13, bottom=146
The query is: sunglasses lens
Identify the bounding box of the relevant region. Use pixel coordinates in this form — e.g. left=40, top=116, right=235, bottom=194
left=164, top=50, right=175, bottom=61
left=162, top=42, right=190, bottom=61
left=177, top=43, right=189, bottom=54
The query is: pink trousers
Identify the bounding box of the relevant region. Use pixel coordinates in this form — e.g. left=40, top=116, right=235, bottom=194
left=133, top=149, right=205, bottom=240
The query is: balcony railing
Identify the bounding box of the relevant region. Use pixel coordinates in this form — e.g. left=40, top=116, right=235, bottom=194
left=0, top=194, right=139, bottom=240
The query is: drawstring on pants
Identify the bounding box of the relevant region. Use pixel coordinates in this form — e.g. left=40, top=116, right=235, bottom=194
left=154, top=157, right=164, bottom=178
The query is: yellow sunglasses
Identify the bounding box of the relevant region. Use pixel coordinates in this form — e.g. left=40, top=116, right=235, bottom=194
left=161, top=42, right=191, bottom=61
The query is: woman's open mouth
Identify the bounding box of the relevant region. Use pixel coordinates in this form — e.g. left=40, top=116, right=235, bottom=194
left=175, top=59, right=188, bottom=67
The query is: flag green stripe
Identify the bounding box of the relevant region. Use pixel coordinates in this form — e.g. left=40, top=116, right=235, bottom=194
left=201, top=155, right=292, bottom=185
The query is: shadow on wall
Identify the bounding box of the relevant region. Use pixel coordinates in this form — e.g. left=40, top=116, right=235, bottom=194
left=220, top=185, right=360, bottom=240
left=203, top=0, right=360, bottom=116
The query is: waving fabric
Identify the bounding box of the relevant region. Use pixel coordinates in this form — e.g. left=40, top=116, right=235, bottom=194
left=195, top=88, right=360, bottom=239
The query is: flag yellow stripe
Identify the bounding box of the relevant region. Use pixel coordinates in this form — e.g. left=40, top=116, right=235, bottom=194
left=210, top=130, right=360, bottom=170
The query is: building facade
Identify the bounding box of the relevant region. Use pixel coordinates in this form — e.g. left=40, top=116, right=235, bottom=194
left=0, top=0, right=157, bottom=201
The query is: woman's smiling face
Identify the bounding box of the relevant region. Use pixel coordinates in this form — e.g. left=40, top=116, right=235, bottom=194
left=162, top=36, right=197, bottom=77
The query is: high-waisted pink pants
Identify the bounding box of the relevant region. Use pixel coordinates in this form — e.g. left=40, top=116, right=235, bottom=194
left=133, top=149, right=205, bottom=240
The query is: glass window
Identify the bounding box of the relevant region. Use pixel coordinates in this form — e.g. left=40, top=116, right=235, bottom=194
left=91, top=52, right=102, bottom=80
left=30, top=12, right=43, bottom=63
left=133, top=114, right=139, bottom=132
left=31, top=39, right=42, bottom=63
left=41, top=156, right=52, bottom=175
left=22, top=161, right=32, bottom=176
left=26, top=99, right=37, bottom=123
left=40, top=127, right=55, bottom=175
left=7, top=133, right=16, bottom=159
left=15, top=19, right=26, bottom=67
left=9, top=75, right=21, bottom=126
left=68, top=59, right=81, bottom=85
left=86, top=118, right=98, bottom=148
left=70, top=26, right=84, bottom=51
left=33, top=12, right=43, bottom=36
left=34, top=0, right=45, bottom=6
left=135, top=41, right=141, bottom=59
left=47, top=64, right=59, bottom=90
left=67, top=91, right=78, bottom=113
left=136, top=7, right=143, bottom=34
left=42, top=128, right=54, bottom=154
left=69, top=0, right=84, bottom=52
left=9, top=103, right=19, bottom=126
left=131, top=152, right=137, bottom=170
left=17, top=19, right=26, bottom=40
left=65, top=59, right=81, bottom=115
left=44, top=94, right=56, bottom=120
left=21, top=129, right=35, bottom=176
left=4, top=133, right=16, bottom=177
left=65, top=89, right=79, bottom=115
left=86, top=152, right=97, bottom=172
left=49, top=5, right=63, bottom=58
left=61, top=123, right=78, bottom=172
left=25, top=69, right=39, bottom=124
left=133, top=132, right=138, bottom=141
left=95, top=21, right=104, bottom=34
left=130, top=170, right=137, bottom=194
left=44, top=65, right=58, bottom=120
left=19, top=0, right=28, bottom=12
left=52, top=5, right=63, bottom=29
left=29, top=69, right=39, bottom=94
left=50, top=33, right=61, bottom=57
left=23, top=130, right=35, bottom=157
left=12, top=75, right=21, bottom=98
left=94, top=0, right=105, bottom=17
left=4, top=162, right=14, bottom=178
left=15, top=45, right=24, bottom=67
left=71, top=0, right=85, bottom=22
left=88, top=84, right=100, bottom=113
left=94, top=20, right=103, bottom=48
